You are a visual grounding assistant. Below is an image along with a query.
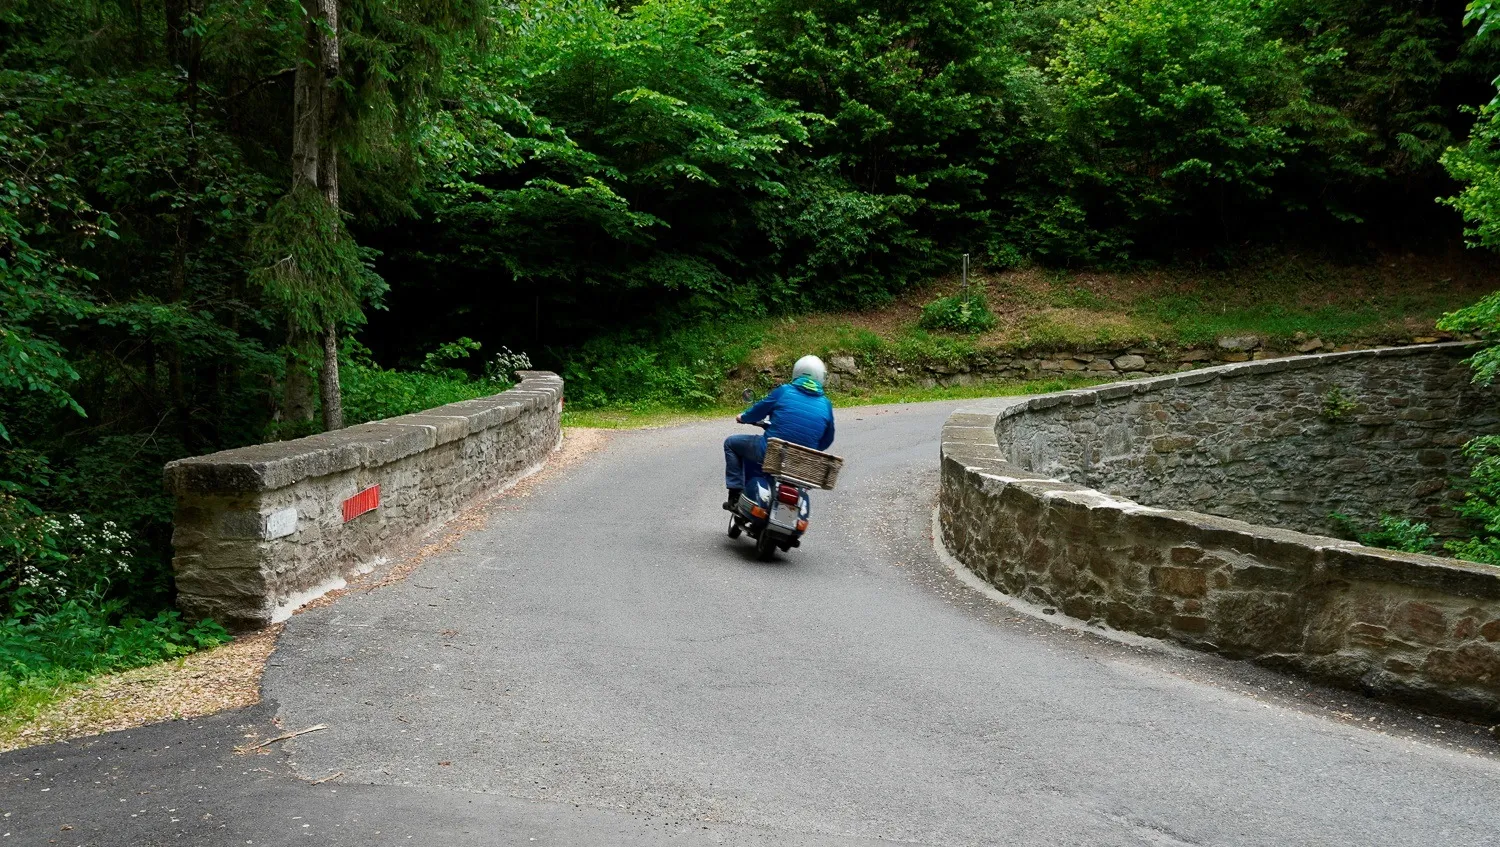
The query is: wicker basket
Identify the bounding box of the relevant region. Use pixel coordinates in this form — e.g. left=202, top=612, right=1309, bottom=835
left=761, top=438, right=844, bottom=490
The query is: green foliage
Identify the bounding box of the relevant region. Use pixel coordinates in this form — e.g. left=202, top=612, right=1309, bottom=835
left=250, top=186, right=386, bottom=336
left=0, top=606, right=229, bottom=721
left=1044, top=0, right=1363, bottom=253
left=919, top=295, right=999, bottom=334
left=1439, top=93, right=1500, bottom=381
left=1140, top=297, right=1391, bottom=347
left=421, top=336, right=482, bottom=379
left=0, top=493, right=230, bottom=719
left=1445, top=534, right=1500, bottom=565
left=1438, top=286, right=1500, bottom=385
left=408, top=0, right=812, bottom=323
left=1445, top=434, right=1500, bottom=565
left=1266, top=0, right=1455, bottom=187
left=339, top=364, right=496, bottom=426
left=372, top=0, right=1500, bottom=358
left=1440, top=4, right=1500, bottom=399
left=1331, top=511, right=1438, bottom=554
left=0, top=104, right=105, bottom=441
left=1442, top=105, right=1500, bottom=255
left=0, top=0, right=489, bottom=671
left=1321, top=386, right=1359, bottom=419
left=339, top=341, right=508, bottom=426
left=561, top=321, right=762, bottom=410
left=889, top=328, right=979, bottom=367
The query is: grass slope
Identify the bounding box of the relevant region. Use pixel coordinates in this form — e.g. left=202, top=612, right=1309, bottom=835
left=745, top=254, right=1495, bottom=369
left=561, top=375, right=1107, bottom=429
left=561, top=254, right=1500, bottom=418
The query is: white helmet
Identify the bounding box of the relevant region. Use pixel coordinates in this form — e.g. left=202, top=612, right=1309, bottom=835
left=792, top=354, right=827, bottom=385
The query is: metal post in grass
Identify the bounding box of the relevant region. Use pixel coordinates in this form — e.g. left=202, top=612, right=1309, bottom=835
left=962, top=253, right=970, bottom=305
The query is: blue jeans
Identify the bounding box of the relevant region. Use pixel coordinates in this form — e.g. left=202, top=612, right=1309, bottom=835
left=723, top=433, right=766, bottom=490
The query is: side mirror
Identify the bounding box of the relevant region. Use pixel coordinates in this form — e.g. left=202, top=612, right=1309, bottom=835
left=741, top=388, right=755, bottom=403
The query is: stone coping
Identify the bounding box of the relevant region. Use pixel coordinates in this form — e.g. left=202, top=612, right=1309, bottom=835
left=939, top=344, right=1500, bottom=718
left=165, top=370, right=564, bottom=495
left=992, top=340, right=1478, bottom=419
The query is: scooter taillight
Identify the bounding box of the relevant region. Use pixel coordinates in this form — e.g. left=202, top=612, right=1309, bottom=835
left=777, top=484, right=800, bottom=506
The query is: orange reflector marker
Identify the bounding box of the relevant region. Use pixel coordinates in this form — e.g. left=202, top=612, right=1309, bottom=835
left=343, top=485, right=380, bottom=523
left=796, top=519, right=808, bottom=532
left=750, top=505, right=768, bottom=519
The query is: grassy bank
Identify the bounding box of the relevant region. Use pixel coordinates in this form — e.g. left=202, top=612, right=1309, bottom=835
left=744, top=255, right=1494, bottom=368
left=561, top=375, right=1110, bottom=429
left=559, top=255, right=1499, bottom=417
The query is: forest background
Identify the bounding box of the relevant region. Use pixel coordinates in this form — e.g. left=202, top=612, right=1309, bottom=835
left=11, top=0, right=1500, bottom=717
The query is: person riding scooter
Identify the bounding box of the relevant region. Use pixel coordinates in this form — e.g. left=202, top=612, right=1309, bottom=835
left=723, top=355, right=836, bottom=510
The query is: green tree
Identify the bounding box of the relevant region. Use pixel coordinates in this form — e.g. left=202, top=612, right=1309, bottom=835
left=1439, top=2, right=1500, bottom=379
left=251, top=0, right=485, bottom=431
left=1045, top=0, right=1355, bottom=255
left=738, top=0, right=1039, bottom=298
left=385, top=0, right=816, bottom=345
left=0, top=108, right=100, bottom=443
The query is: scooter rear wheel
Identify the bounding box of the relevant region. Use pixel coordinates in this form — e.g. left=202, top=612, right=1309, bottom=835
left=727, top=518, right=742, bottom=539
left=755, top=530, right=777, bottom=561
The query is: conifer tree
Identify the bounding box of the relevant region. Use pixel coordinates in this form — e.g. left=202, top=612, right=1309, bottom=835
left=252, top=0, right=485, bottom=431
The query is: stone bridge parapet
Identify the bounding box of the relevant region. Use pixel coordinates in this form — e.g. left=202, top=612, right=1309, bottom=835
left=165, top=371, right=563, bottom=629
left=939, top=345, right=1500, bottom=719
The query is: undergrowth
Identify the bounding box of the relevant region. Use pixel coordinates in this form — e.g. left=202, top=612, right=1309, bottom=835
left=560, top=322, right=764, bottom=411
left=919, top=295, right=998, bottom=333
left=1330, top=512, right=1439, bottom=555
left=0, top=498, right=230, bottom=727
left=339, top=339, right=520, bottom=426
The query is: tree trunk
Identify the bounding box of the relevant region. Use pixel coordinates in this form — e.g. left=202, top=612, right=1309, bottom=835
left=319, top=319, right=343, bottom=431
left=290, top=24, right=321, bottom=193
left=288, top=0, right=347, bottom=431
left=314, top=0, right=344, bottom=430
left=282, top=327, right=316, bottom=425
left=316, top=0, right=341, bottom=211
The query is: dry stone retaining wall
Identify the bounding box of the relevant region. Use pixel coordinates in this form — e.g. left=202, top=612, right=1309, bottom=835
left=996, top=344, right=1500, bottom=537
left=819, top=332, right=1470, bottom=392
left=165, top=371, right=563, bottom=630
left=939, top=346, right=1500, bottom=719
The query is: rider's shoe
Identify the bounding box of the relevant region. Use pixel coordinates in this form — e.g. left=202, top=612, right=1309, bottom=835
left=723, top=488, right=741, bottom=511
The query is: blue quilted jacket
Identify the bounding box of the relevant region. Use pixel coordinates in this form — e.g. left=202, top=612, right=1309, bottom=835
left=741, top=378, right=835, bottom=451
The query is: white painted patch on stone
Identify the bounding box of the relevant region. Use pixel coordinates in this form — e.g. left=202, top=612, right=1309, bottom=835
left=1038, top=484, right=1166, bottom=515
left=264, top=507, right=298, bottom=540
left=270, top=575, right=347, bottom=624
left=351, top=556, right=385, bottom=576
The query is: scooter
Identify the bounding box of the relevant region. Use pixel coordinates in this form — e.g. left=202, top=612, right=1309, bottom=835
left=726, top=390, right=825, bottom=561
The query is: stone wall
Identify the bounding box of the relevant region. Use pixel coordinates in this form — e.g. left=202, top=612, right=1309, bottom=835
left=165, top=372, right=564, bottom=630
left=939, top=347, right=1500, bottom=720
left=818, top=331, right=1470, bottom=393
left=996, top=344, right=1500, bottom=537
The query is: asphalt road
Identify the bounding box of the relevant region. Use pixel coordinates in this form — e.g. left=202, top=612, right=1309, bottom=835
left=7, top=401, right=1500, bottom=846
